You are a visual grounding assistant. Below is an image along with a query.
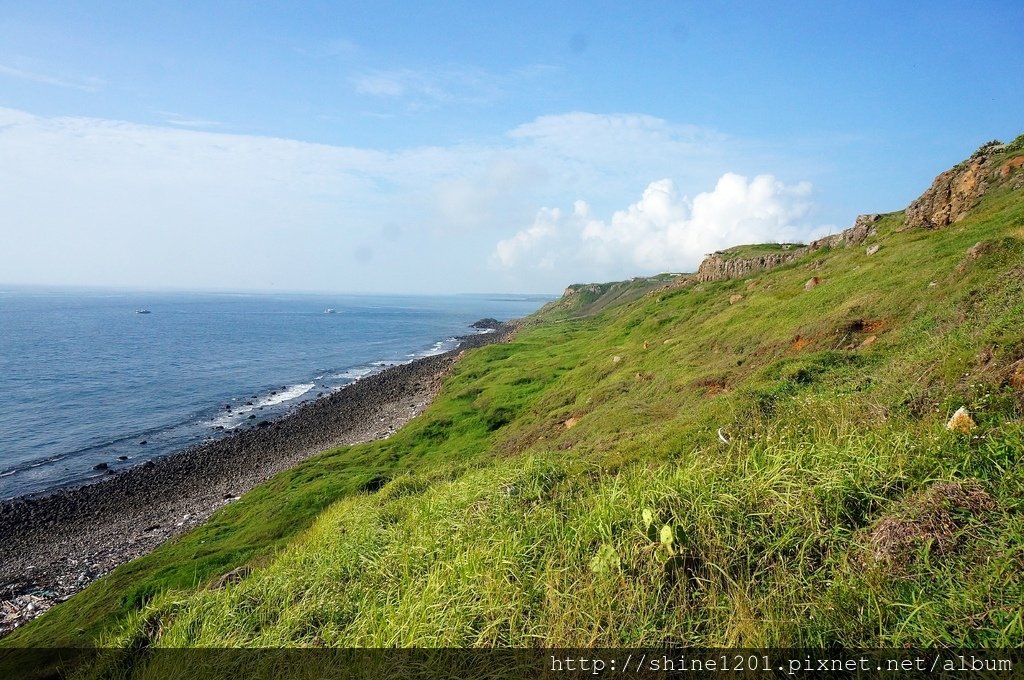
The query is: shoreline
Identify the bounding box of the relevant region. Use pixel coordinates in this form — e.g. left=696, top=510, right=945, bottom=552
left=0, top=320, right=518, bottom=636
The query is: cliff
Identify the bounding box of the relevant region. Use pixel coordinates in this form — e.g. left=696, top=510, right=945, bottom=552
left=904, top=142, right=1001, bottom=229
left=692, top=213, right=882, bottom=283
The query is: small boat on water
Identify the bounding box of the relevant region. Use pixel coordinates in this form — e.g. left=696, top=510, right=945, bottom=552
left=136, top=309, right=152, bottom=314
left=324, top=308, right=336, bottom=314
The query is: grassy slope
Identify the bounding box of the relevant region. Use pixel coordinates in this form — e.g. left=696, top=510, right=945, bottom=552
left=550, top=274, right=678, bottom=318
left=7, top=149, right=1024, bottom=651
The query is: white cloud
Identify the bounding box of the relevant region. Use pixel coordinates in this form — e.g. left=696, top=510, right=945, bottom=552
left=492, top=207, right=561, bottom=268
left=491, top=173, right=819, bottom=279
left=0, top=106, right=827, bottom=293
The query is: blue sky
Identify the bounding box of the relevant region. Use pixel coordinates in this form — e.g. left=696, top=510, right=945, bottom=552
left=1, top=2, right=1022, bottom=293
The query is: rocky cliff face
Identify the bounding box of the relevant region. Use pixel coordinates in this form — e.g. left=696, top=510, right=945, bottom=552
left=562, top=283, right=603, bottom=297
left=904, top=142, right=1001, bottom=229
left=695, top=250, right=800, bottom=283
left=693, top=213, right=881, bottom=283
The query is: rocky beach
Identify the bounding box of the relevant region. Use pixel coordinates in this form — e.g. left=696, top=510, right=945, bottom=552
left=0, top=320, right=517, bottom=636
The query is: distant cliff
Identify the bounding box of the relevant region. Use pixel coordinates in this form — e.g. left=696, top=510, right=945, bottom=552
left=693, top=213, right=882, bottom=283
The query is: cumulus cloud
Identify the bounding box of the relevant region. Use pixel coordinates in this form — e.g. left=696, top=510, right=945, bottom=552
left=0, top=106, right=827, bottom=293
left=491, top=173, right=819, bottom=278
left=491, top=207, right=562, bottom=268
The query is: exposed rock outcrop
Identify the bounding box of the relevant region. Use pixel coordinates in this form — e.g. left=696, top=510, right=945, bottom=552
left=694, top=214, right=880, bottom=283
left=904, top=142, right=1001, bottom=229
left=562, top=284, right=602, bottom=297
left=807, top=213, right=881, bottom=250
left=695, top=249, right=800, bottom=283
left=1000, top=156, right=1024, bottom=178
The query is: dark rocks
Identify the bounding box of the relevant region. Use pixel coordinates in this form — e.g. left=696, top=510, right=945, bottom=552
left=92, top=463, right=108, bottom=471
left=142, top=460, right=156, bottom=470
left=471, top=318, right=501, bottom=329
left=138, top=440, right=147, bottom=446
left=248, top=415, right=256, bottom=420
left=117, top=456, right=128, bottom=461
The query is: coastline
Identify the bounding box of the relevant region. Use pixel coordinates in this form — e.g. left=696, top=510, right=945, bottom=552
left=0, top=320, right=519, bottom=636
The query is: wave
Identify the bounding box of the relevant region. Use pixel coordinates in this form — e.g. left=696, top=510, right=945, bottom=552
left=408, top=337, right=459, bottom=358
left=329, top=366, right=378, bottom=381
left=209, top=383, right=316, bottom=429
left=0, top=453, right=69, bottom=487
left=254, top=383, right=315, bottom=408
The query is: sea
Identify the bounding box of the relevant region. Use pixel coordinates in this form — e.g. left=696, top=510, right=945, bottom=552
left=0, top=288, right=551, bottom=500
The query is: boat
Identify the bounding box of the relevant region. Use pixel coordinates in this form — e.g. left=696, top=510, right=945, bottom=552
left=136, top=309, right=152, bottom=314
left=324, top=308, right=336, bottom=314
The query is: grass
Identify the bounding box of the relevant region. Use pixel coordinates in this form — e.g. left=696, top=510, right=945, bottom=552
left=545, top=274, right=678, bottom=318
left=717, top=242, right=805, bottom=259
left=5, top=144, right=1024, bottom=662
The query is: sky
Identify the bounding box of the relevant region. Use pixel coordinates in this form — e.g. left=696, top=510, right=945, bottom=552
left=1, top=2, right=1022, bottom=294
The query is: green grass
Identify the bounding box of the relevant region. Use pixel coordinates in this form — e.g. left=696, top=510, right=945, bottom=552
left=5, top=146, right=1024, bottom=660
left=543, top=274, right=677, bottom=318
left=717, top=242, right=805, bottom=259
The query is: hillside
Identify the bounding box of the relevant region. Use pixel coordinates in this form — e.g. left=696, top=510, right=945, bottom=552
left=5, top=137, right=1024, bottom=664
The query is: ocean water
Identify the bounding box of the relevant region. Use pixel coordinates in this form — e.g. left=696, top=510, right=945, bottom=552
left=0, top=288, right=550, bottom=500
